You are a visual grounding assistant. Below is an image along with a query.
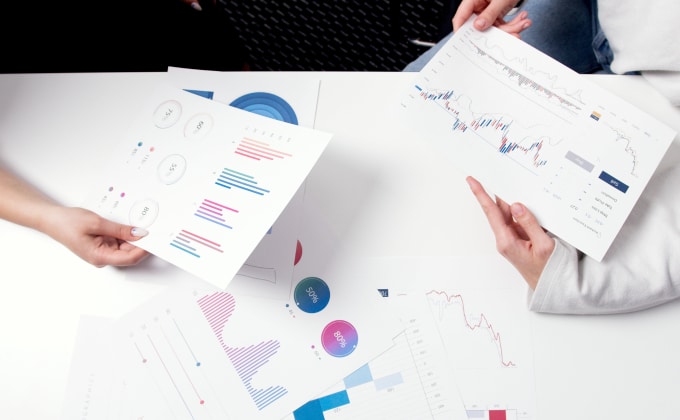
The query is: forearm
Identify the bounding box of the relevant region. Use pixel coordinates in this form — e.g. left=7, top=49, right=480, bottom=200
left=529, top=238, right=680, bottom=314
left=528, top=166, right=680, bottom=314
left=1, top=167, right=149, bottom=267
left=0, top=167, right=61, bottom=234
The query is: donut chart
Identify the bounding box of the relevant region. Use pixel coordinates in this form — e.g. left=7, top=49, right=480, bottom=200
left=321, top=320, right=358, bottom=358
left=293, top=276, right=330, bottom=314
left=229, top=92, right=299, bottom=125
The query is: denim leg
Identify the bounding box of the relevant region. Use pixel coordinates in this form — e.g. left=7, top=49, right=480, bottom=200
left=403, top=0, right=606, bottom=74
left=516, top=0, right=602, bottom=73
left=403, top=32, right=453, bottom=72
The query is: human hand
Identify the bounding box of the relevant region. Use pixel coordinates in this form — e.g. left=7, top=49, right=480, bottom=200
left=179, top=0, right=216, bottom=12
left=453, top=0, right=531, bottom=38
left=466, top=176, right=554, bottom=289
left=42, top=206, right=150, bottom=268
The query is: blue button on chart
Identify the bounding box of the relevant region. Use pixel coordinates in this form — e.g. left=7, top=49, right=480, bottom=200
left=598, top=171, right=629, bottom=193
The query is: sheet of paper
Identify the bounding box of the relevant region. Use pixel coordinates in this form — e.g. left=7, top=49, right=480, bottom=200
left=226, top=184, right=306, bottom=299
left=60, top=316, right=177, bottom=420
left=82, top=83, right=331, bottom=288
left=167, top=66, right=321, bottom=129
left=62, top=202, right=403, bottom=420
left=60, top=316, right=116, bottom=420
left=399, top=17, right=676, bottom=261
left=61, top=260, right=529, bottom=420
left=167, top=67, right=321, bottom=299
left=104, top=268, right=400, bottom=420
left=286, top=293, right=468, bottom=420
left=346, top=255, right=538, bottom=419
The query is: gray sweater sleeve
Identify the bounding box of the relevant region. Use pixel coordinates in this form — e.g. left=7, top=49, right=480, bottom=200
left=527, top=164, right=680, bottom=314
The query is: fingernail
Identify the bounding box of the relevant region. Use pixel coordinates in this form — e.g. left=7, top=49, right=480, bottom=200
left=511, top=203, right=525, bottom=217
left=474, top=18, right=488, bottom=29
left=190, top=2, right=202, bottom=11
left=131, top=227, right=149, bottom=237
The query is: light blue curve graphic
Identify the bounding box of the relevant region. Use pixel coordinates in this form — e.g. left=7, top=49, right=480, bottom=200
left=229, top=92, right=299, bottom=125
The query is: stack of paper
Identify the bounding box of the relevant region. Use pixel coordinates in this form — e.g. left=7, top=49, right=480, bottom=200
left=63, top=70, right=405, bottom=419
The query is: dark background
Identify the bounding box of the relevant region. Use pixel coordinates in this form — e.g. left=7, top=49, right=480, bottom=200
left=1, top=0, right=460, bottom=73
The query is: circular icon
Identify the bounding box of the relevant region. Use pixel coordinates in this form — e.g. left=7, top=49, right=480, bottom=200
left=129, top=199, right=159, bottom=228
left=153, top=100, right=182, bottom=128
left=157, top=154, right=187, bottom=185
left=294, top=277, right=330, bottom=313
left=229, top=92, right=298, bottom=125
left=321, top=320, right=358, bottom=357
left=184, top=113, right=213, bottom=140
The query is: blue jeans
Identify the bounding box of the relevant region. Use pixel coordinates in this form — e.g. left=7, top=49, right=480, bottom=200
left=404, top=0, right=623, bottom=74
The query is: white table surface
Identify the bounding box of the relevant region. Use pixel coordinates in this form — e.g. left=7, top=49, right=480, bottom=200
left=1, top=71, right=679, bottom=420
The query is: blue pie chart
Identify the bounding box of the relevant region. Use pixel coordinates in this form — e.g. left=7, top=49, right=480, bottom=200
left=229, top=92, right=299, bottom=125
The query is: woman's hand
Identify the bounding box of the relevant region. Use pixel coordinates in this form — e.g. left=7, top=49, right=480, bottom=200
left=41, top=206, right=150, bottom=268
left=466, top=176, right=553, bottom=289
left=453, top=0, right=531, bottom=38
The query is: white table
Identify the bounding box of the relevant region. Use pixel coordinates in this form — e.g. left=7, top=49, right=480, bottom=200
left=1, top=71, right=679, bottom=420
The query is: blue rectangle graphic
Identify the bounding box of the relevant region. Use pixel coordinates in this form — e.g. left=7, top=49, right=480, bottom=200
left=343, top=363, right=373, bottom=388
left=598, top=171, right=629, bottom=193
left=374, top=372, right=404, bottom=391
left=318, top=390, right=350, bottom=411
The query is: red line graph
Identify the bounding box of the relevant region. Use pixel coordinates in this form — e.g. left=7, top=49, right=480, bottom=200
left=426, top=290, right=516, bottom=367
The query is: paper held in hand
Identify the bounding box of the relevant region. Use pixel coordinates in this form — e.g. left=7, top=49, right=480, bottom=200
left=399, top=16, right=676, bottom=261
left=82, top=83, right=332, bottom=287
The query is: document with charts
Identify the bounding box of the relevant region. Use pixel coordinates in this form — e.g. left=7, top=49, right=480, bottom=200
left=82, top=83, right=331, bottom=288
left=400, top=17, right=676, bottom=261
left=60, top=261, right=402, bottom=420
left=165, top=67, right=322, bottom=300
left=283, top=255, right=536, bottom=420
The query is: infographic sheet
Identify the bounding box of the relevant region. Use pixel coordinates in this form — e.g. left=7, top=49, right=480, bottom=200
left=165, top=68, right=322, bottom=299
left=82, top=83, right=331, bottom=288
left=400, top=18, right=676, bottom=261
left=286, top=293, right=468, bottom=420
left=347, top=256, right=538, bottom=420
left=61, top=268, right=402, bottom=420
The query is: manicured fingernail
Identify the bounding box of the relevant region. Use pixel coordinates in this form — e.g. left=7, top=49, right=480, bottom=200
left=190, top=2, right=202, bottom=11
left=511, top=203, right=525, bottom=217
left=131, top=227, right=149, bottom=237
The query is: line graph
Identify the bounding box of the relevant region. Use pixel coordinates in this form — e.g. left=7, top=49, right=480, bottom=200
left=424, top=284, right=535, bottom=419
left=401, top=18, right=675, bottom=261
left=145, top=331, right=206, bottom=406
left=602, top=122, right=641, bottom=177
left=415, top=86, right=557, bottom=173
left=427, top=290, right=515, bottom=368
left=434, top=23, right=663, bottom=182
left=456, top=27, right=585, bottom=116
left=124, top=309, right=231, bottom=420
left=173, top=318, right=202, bottom=367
